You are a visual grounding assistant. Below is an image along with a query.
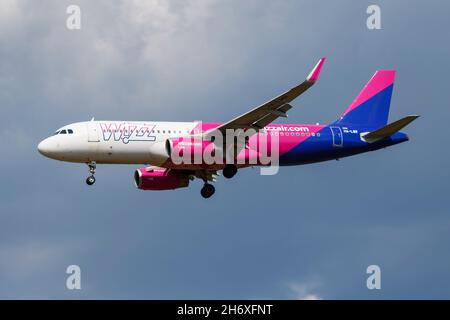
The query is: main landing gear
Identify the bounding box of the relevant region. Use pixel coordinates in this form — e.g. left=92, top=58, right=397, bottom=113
left=86, top=161, right=96, bottom=186
left=200, top=183, right=215, bottom=199
left=222, top=164, right=238, bottom=179
left=195, top=170, right=217, bottom=199
left=198, top=165, right=236, bottom=198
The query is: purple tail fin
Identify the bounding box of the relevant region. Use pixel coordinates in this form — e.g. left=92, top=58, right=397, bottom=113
left=335, top=70, right=395, bottom=128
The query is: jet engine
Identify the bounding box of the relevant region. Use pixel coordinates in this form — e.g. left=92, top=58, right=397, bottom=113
left=134, top=167, right=190, bottom=190
left=148, top=140, right=171, bottom=164
left=166, top=137, right=220, bottom=165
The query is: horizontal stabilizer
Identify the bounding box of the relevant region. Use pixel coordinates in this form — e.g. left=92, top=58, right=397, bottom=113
left=361, top=115, right=419, bottom=143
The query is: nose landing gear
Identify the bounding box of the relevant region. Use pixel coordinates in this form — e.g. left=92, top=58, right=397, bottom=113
left=86, top=161, right=96, bottom=186
left=86, top=175, right=96, bottom=185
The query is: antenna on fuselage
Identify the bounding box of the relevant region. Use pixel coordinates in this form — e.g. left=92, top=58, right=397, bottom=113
left=90, top=117, right=95, bottom=121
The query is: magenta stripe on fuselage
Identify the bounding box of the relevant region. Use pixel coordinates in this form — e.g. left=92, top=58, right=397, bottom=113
left=199, top=122, right=326, bottom=156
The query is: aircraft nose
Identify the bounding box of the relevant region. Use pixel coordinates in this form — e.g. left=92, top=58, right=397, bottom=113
left=37, top=138, right=55, bottom=157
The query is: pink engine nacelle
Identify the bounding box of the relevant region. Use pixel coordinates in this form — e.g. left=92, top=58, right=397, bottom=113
left=167, top=137, right=215, bottom=160
left=134, top=167, right=190, bottom=190
left=166, top=136, right=273, bottom=167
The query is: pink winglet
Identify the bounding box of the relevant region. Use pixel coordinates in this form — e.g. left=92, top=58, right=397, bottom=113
left=306, top=57, right=326, bottom=82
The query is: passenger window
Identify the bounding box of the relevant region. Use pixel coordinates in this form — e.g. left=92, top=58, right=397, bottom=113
left=60, top=130, right=67, bottom=134
left=68, top=129, right=73, bottom=134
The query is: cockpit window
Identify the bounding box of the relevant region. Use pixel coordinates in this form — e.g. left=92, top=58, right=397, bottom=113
left=60, top=130, right=67, bottom=134
left=68, top=129, right=73, bottom=134
left=53, top=131, right=60, bottom=136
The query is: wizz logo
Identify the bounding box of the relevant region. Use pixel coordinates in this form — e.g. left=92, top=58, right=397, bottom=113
left=100, top=123, right=156, bottom=144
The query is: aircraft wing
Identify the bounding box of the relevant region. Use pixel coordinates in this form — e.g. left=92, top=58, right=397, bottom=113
left=204, top=57, right=325, bottom=139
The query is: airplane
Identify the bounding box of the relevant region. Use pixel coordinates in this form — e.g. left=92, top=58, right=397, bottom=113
left=37, top=58, right=418, bottom=198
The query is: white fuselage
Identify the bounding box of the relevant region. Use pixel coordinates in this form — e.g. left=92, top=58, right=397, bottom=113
left=37, top=121, right=199, bottom=165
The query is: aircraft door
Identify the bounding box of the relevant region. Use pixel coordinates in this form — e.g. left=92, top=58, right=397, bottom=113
left=87, top=121, right=100, bottom=142
left=330, top=126, right=343, bottom=147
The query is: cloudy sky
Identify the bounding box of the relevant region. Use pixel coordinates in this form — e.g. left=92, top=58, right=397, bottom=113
left=0, top=0, right=449, bottom=299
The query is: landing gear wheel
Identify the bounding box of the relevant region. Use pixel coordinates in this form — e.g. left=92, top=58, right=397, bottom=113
left=200, top=183, right=215, bottom=198
left=222, top=164, right=237, bottom=179
left=86, top=175, right=96, bottom=185
left=86, top=161, right=97, bottom=186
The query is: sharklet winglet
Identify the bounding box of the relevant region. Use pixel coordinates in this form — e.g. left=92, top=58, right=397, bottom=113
left=306, top=57, right=326, bottom=82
